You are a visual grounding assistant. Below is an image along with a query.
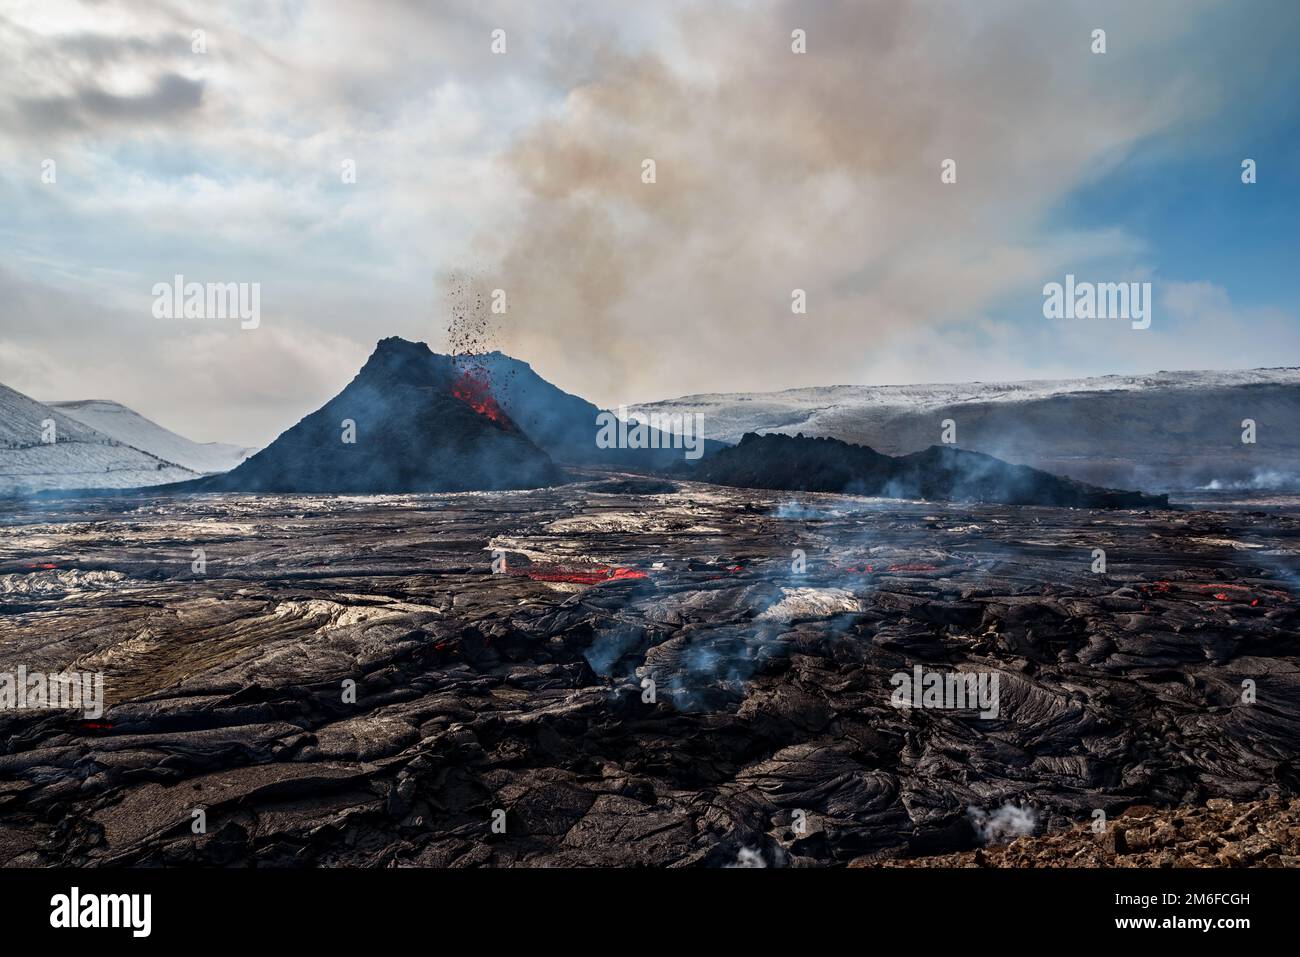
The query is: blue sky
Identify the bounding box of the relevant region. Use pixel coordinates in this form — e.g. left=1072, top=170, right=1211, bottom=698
left=1055, top=43, right=1300, bottom=311
left=0, top=0, right=1296, bottom=446
left=1059, top=139, right=1300, bottom=312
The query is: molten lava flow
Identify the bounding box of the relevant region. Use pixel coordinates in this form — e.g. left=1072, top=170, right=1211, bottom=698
left=703, top=564, right=745, bottom=580
left=609, top=567, right=650, bottom=581
left=450, top=363, right=506, bottom=424
left=1139, top=581, right=1289, bottom=605
left=514, top=563, right=648, bottom=585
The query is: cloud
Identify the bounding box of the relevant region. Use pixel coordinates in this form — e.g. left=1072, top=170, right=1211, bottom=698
left=0, top=0, right=1294, bottom=445
left=0, top=263, right=364, bottom=446
left=16, top=72, right=204, bottom=133
left=474, top=0, right=1243, bottom=404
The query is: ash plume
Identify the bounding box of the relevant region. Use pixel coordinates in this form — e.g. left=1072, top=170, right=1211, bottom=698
left=471, top=0, right=1237, bottom=407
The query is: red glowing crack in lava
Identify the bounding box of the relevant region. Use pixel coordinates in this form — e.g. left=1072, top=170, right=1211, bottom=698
left=1139, top=580, right=1289, bottom=606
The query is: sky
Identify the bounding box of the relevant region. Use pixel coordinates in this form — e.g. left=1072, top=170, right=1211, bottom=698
left=1, top=0, right=1297, bottom=447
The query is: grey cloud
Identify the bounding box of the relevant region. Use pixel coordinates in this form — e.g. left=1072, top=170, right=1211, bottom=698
left=17, top=72, right=203, bottom=133
left=41, top=30, right=191, bottom=65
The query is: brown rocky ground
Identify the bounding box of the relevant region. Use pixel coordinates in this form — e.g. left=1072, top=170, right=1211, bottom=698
left=867, top=797, right=1300, bottom=867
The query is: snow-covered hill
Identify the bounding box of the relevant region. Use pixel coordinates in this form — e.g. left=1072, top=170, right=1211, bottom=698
left=49, top=400, right=253, bottom=475
left=0, top=384, right=197, bottom=493
left=630, top=368, right=1300, bottom=492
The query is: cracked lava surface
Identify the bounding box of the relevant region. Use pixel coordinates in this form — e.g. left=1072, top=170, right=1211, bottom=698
left=1, top=479, right=1298, bottom=866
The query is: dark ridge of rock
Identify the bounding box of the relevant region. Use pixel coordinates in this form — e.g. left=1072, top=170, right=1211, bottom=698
left=191, top=337, right=561, bottom=493
left=631, top=369, right=1300, bottom=492
left=689, top=432, right=1169, bottom=509
left=586, top=478, right=680, bottom=495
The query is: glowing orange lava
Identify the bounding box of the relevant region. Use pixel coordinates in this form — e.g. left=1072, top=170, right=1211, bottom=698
left=1139, top=581, right=1288, bottom=605
left=513, top=564, right=649, bottom=585
left=451, top=365, right=506, bottom=424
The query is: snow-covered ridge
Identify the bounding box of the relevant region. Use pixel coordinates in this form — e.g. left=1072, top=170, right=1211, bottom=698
left=629, top=367, right=1300, bottom=444
left=49, top=400, right=253, bottom=475
left=0, top=383, right=100, bottom=447
left=629, top=367, right=1300, bottom=491
left=0, top=383, right=249, bottom=493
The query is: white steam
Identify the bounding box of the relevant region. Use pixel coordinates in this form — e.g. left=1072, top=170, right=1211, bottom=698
left=967, top=802, right=1037, bottom=844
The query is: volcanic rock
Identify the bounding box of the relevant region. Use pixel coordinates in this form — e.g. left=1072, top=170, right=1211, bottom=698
left=690, top=432, right=1169, bottom=508
left=1, top=482, right=1295, bottom=866
left=868, top=797, right=1300, bottom=867
left=585, top=478, right=680, bottom=494
left=626, top=367, right=1300, bottom=492
left=191, top=338, right=561, bottom=493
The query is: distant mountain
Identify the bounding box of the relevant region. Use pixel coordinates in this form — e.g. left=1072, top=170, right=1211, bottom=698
left=191, top=337, right=561, bottom=493
left=197, top=340, right=721, bottom=487
left=5, top=337, right=724, bottom=497
left=693, top=432, right=1169, bottom=508
left=630, top=368, right=1300, bottom=491
left=48, top=400, right=253, bottom=475
left=0, top=384, right=196, bottom=493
